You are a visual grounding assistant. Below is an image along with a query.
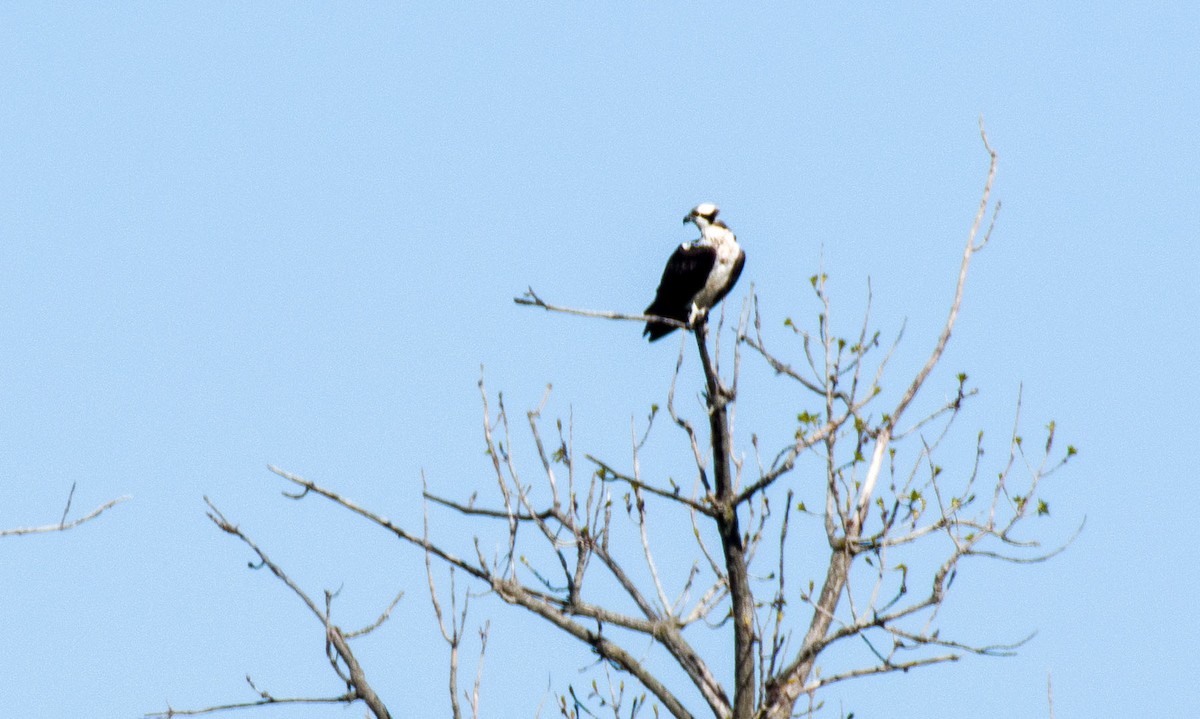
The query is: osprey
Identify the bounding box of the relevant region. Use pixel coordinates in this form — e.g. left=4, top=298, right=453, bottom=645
left=643, top=203, right=746, bottom=341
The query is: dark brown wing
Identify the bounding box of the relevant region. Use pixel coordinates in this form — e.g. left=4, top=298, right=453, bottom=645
left=643, top=243, right=717, bottom=341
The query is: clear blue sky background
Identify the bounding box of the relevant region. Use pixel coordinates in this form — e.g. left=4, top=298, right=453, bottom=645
left=2, top=4, right=1196, bottom=718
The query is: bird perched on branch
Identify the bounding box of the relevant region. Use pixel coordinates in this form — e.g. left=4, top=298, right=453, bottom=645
left=643, top=203, right=746, bottom=341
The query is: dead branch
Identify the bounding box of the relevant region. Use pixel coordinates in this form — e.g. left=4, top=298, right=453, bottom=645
left=587, top=454, right=714, bottom=515
left=151, top=498, right=393, bottom=719
left=516, top=288, right=687, bottom=330
left=759, top=120, right=1004, bottom=719
left=147, top=677, right=354, bottom=718
left=1, top=483, right=129, bottom=538
left=271, top=462, right=722, bottom=719
left=800, top=653, right=960, bottom=693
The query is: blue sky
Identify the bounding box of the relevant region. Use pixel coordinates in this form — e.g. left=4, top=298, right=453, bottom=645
left=1, top=3, right=1196, bottom=717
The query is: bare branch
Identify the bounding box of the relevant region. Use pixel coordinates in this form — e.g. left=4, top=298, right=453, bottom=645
left=516, top=288, right=687, bottom=330
left=761, top=123, right=1002, bottom=719
left=851, top=118, right=999, bottom=536
left=147, top=679, right=354, bottom=718
left=801, top=654, right=960, bottom=693
left=1, top=487, right=129, bottom=538
left=494, top=581, right=697, bottom=719
left=427, top=498, right=467, bottom=719
left=270, top=463, right=719, bottom=718
left=424, top=490, right=556, bottom=521
left=164, top=499, right=392, bottom=719
left=1047, top=672, right=1056, bottom=719
left=345, top=589, right=405, bottom=639
left=471, top=622, right=490, bottom=719
left=203, top=498, right=324, bottom=622
left=587, top=454, right=714, bottom=515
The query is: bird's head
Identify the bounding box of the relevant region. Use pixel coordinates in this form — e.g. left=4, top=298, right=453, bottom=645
left=684, top=203, right=720, bottom=227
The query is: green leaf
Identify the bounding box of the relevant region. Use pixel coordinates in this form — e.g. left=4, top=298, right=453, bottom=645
left=957, top=372, right=968, bottom=382
left=1066, top=445, right=1078, bottom=456
left=1037, top=499, right=1050, bottom=516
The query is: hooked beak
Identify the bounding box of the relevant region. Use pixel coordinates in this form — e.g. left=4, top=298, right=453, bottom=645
left=682, top=212, right=694, bottom=224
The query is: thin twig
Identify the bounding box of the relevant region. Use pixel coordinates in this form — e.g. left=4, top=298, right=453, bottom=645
left=515, top=289, right=687, bottom=329
left=147, top=687, right=353, bottom=717
left=164, top=499, right=393, bottom=719
left=761, top=123, right=1002, bottom=719
left=2, top=493, right=130, bottom=538
left=586, top=455, right=713, bottom=515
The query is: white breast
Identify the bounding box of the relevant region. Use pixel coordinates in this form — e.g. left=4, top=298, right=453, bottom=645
left=693, top=227, right=741, bottom=310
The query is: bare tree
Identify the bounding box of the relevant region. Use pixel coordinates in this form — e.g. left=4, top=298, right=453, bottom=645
left=157, top=123, right=1076, bottom=719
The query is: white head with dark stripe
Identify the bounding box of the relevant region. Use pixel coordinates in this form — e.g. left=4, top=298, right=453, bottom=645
left=684, top=202, right=721, bottom=230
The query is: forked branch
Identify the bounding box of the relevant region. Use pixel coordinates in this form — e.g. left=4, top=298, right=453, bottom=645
left=759, top=120, right=1004, bottom=719
left=148, top=499, right=394, bottom=719
left=1, top=483, right=129, bottom=538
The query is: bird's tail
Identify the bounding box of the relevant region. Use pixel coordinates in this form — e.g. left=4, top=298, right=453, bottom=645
left=643, top=320, right=678, bottom=341
left=643, top=302, right=684, bottom=341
